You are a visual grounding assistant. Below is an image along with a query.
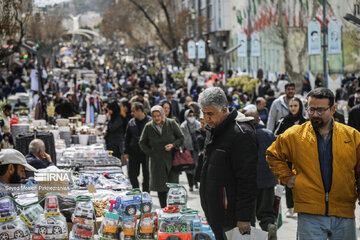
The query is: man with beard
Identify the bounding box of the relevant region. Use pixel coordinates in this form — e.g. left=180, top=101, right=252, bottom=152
left=267, top=88, right=360, bottom=239
left=0, top=149, right=37, bottom=197
left=267, top=83, right=296, bottom=132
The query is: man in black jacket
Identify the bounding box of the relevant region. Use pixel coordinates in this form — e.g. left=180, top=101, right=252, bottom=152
left=123, top=102, right=152, bottom=192
left=198, top=87, right=258, bottom=239
left=25, top=139, right=54, bottom=170
left=348, top=94, right=360, bottom=132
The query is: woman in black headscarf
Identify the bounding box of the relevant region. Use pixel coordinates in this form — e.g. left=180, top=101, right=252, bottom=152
left=274, top=97, right=306, bottom=137
left=105, top=101, right=124, bottom=159
left=274, top=97, right=306, bottom=218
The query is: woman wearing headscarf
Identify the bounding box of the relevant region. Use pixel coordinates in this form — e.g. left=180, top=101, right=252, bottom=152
left=160, top=101, right=175, bottom=119
left=105, top=101, right=124, bottom=159
left=139, top=105, right=184, bottom=208
left=274, top=97, right=307, bottom=218
left=180, top=109, right=201, bottom=192
left=274, top=97, right=306, bottom=137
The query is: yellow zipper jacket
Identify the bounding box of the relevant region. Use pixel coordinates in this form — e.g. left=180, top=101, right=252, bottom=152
left=266, top=121, right=360, bottom=218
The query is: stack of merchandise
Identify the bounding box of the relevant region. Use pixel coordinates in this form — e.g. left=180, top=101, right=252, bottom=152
left=156, top=184, right=215, bottom=240
left=98, top=190, right=156, bottom=240
left=0, top=198, right=30, bottom=240
left=30, top=195, right=68, bottom=239
left=69, top=197, right=95, bottom=240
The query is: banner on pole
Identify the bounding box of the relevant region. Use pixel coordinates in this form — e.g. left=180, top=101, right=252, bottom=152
left=187, top=40, right=196, bottom=59
left=328, top=18, right=341, bottom=54
left=251, top=32, right=260, bottom=57
left=237, top=32, right=247, bottom=57
left=197, top=39, right=206, bottom=59
left=308, top=19, right=321, bottom=55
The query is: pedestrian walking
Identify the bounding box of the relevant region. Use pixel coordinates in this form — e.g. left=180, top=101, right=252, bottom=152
left=198, top=87, right=258, bottom=240
left=267, top=88, right=360, bottom=239
left=245, top=110, right=277, bottom=240
left=267, top=83, right=296, bottom=132
left=124, top=102, right=152, bottom=192
left=348, top=92, right=360, bottom=132
left=104, top=101, right=124, bottom=159
left=139, top=106, right=184, bottom=208
left=180, top=109, right=201, bottom=192
left=273, top=97, right=306, bottom=218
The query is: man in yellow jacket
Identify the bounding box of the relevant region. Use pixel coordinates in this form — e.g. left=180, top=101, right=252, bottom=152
left=267, top=87, right=360, bottom=239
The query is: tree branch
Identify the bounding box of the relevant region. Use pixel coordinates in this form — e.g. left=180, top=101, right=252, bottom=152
left=157, top=0, right=176, bottom=46
left=128, top=0, right=171, bottom=49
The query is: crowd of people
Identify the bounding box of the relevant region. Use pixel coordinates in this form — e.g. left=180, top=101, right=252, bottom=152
left=0, top=43, right=360, bottom=240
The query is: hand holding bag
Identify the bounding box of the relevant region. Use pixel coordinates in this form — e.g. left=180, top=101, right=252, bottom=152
left=173, top=147, right=195, bottom=171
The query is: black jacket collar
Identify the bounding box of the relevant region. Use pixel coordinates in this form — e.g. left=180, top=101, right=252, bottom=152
left=207, top=110, right=238, bottom=137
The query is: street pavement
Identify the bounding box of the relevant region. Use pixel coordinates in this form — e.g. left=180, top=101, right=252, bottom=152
left=137, top=170, right=360, bottom=239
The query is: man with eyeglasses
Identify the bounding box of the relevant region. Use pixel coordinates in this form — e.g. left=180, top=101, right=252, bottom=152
left=267, top=88, right=360, bottom=239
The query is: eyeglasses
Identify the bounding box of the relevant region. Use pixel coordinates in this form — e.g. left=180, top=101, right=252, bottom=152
left=306, top=107, right=330, bottom=116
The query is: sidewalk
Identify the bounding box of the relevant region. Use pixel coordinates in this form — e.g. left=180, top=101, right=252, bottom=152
left=146, top=171, right=360, bottom=239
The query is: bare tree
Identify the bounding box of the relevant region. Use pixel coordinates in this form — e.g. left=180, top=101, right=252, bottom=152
left=26, top=14, right=65, bottom=47
left=0, top=0, right=30, bottom=61
left=275, top=0, right=321, bottom=88
left=101, top=0, right=209, bottom=66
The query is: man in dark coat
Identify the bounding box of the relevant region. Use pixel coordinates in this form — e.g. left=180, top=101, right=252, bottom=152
left=124, top=102, right=152, bottom=192
left=245, top=110, right=277, bottom=239
left=55, top=93, right=78, bottom=119
left=25, top=139, right=54, bottom=170
left=348, top=100, right=360, bottom=132
left=198, top=87, right=258, bottom=239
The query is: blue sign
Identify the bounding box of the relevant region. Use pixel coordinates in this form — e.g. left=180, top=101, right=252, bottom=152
left=187, top=40, right=196, bottom=59
left=251, top=32, right=260, bottom=57
left=198, top=39, right=206, bottom=59
left=328, top=19, right=341, bottom=54
left=308, top=19, right=321, bottom=55
left=237, top=32, right=247, bottom=57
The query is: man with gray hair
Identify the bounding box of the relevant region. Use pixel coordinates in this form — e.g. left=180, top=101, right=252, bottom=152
left=25, top=139, right=53, bottom=170
left=198, top=87, right=258, bottom=239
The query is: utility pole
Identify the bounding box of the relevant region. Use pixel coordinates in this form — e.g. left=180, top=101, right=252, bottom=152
left=209, top=43, right=242, bottom=83
left=322, top=0, right=328, bottom=87
left=192, top=0, right=199, bottom=68
left=247, top=0, right=252, bottom=72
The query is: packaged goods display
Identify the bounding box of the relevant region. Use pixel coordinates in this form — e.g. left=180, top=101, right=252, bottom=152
left=0, top=177, right=212, bottom=240
left=70, top=197, right=95, bottom=240
left=0, top=198, right=17, bottom=222
left=0, top=217, right=31, bottom=240
left=32, top=195, right=68, bottom=239
left=57, top=147, right=122, bottom=168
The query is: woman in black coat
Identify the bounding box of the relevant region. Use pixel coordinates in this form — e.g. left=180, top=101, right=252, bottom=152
left=274, top=97, right=306, bottom=218
left=274, top=97, right=306, bottom=136
left=105, top=101, right=124, bottom=159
